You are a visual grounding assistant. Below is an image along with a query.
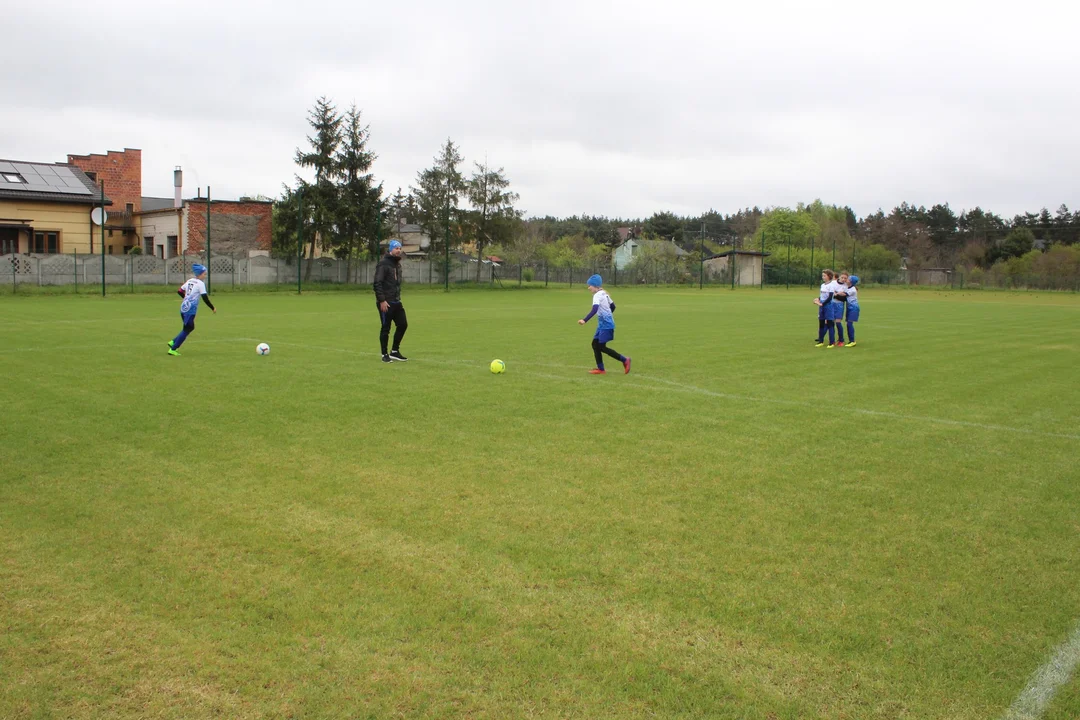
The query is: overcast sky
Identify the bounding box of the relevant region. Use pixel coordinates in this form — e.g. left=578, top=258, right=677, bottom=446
left=4, top=0, right=1078, bottom=220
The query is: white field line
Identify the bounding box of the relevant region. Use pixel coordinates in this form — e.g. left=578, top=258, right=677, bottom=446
left=0, top=337, right=262, bottom=354
left=1000, top=622, right=1080, bottom=720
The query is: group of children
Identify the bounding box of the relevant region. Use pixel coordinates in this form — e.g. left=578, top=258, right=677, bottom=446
left=814, top=269, right=859, bottom=348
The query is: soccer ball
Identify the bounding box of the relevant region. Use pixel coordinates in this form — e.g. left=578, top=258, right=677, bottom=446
left=490, top=359, right=505, bottom=374
left=256, top=343, right=270, bottom=356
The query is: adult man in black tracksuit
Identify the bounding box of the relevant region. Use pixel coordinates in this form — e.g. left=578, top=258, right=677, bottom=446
left=373, top=239, right=408, bottom=363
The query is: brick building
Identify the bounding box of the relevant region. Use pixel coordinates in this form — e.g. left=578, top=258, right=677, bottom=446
left=67, top=149, right=142, bottom=252
left=66, top=148, right=271, bottom=257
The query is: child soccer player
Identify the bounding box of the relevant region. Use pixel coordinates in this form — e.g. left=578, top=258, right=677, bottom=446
left=578, top=274, right=630, bottom=375
left=843, top=275, right=860, bottom=347
left=814, top=269, right=837, bottom=347
left=833, top=272, right=849, bottom=345
left=167, top=263, right=216, bottom=356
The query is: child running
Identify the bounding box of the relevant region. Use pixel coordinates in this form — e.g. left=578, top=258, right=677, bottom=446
left=843, top=275, right=860, bottom=347
left=578, top=274, right=630, bottom=375
left=167, top=263, right=216, bottom=356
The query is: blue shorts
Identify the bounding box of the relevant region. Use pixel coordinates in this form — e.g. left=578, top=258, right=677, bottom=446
left=846, top=308, right=860, bottom=322
left=828, top=302, right=844, bottom=321
left=594, top=328, right=615, bottom=344
left=817, top=305, right=827, bottom=320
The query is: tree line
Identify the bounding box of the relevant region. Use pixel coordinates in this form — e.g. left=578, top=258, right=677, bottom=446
left=272, top=98, right=1079, bottom=284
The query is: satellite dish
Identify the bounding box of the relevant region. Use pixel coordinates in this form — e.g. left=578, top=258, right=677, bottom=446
left=90, top=208, right=108, bottom=226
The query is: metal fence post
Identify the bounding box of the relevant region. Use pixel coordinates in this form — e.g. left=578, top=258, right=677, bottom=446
left=760, top=231, right=766, bottom=289
left=100, top=181, right=106, bottom=297
left=74, top=249, right=78, bottom=293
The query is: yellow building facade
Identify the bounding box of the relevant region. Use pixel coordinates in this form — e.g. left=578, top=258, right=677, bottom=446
left=0, top=160, right=111, bottom=256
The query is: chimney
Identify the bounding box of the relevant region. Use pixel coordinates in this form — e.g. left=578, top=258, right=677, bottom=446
left=173, top=166, right=183, bottom=208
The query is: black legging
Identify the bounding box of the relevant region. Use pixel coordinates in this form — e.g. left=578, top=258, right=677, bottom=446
left=592, top=338, right=623, bottom=368
left=378, top=302, right=407, bottom=354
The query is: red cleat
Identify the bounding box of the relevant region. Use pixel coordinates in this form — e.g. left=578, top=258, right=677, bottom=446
left=623, top=357, right=631, bottom=374
left=589, top=369, right=606, bottom=375
left=836, top=341, right=845, bottom=347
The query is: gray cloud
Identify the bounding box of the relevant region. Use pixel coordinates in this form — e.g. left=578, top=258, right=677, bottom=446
left=4, top=0, right=1078, bottom=218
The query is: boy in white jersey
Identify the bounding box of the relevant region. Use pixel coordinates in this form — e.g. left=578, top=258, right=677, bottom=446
left=843, top=275, right=860, bottom=347
left=578, top=274, right=630, bottom=375
left=167, top=263, right=216, bottom=356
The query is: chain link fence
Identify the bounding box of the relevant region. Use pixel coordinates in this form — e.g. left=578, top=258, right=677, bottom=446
left=2, top=252, right=1078, bottom=293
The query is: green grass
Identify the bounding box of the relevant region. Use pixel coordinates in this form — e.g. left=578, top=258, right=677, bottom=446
left=1, top=287, right=1079, bottom=719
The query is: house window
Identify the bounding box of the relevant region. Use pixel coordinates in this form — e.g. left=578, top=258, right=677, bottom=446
left=144, top=236, right=154, bottom=255
left=31, top=232, right=59, bottom=254
left=167, top=235, right=178, bottom=258
left=0, top=228, right=18, bottom=254
left=126, top=203, right=134, bottom=214
left=2, top=172, right=25, bottom=183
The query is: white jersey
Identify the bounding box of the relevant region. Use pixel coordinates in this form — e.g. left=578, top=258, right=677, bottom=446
left=180, top=278, right=207, bottom=314
left=828, top=280, right=846, bottom=300
left=592, top=289, right=615, bottom=330
left=818, top=282, right=831, bottom=304
left=845, top=285, right=859, bottom=308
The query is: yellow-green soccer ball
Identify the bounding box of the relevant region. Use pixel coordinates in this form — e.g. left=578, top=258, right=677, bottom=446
left=490, top=359, right=506, bottom=374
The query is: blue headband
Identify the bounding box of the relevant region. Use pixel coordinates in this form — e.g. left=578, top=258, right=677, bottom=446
left=388, top=240, right=402, bottom=251
left=192, top=264, right=207, bottom=276
left=587, top=274, right=603, bottom=287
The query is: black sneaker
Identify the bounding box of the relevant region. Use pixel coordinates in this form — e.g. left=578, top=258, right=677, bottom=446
left=389, top=350, right=408, bottom=362
left=381, top=354, right=392, bottom=363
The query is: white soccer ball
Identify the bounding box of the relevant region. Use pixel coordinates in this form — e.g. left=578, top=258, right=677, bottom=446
left=256, top=343, right=270, bottom=356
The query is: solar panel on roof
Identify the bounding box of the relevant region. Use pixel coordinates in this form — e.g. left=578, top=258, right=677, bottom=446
left=0, top=162, right=93, bottom=196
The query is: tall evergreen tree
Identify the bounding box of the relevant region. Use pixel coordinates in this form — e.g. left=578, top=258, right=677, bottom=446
left=412, top=139, right=467, bottom=268
left=335, top=104, right=381, bottom=269
left=294, top=97, right=343, bottom=281
left=465, top=161, right=522, bottom=282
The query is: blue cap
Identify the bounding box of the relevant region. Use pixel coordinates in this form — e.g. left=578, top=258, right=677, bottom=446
left=587, top=274, right=603, bottom=287
left=388, top=240, right=402, bottom=251
left=849, top=275, right=859, bottom=285
left=192, top=264, right=207, bottom=276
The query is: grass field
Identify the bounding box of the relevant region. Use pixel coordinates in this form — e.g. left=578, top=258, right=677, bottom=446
left=2, top=286, right=1079, bottom=719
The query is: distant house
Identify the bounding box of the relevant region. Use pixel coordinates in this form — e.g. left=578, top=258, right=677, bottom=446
left=0, top=159, right=112, bottom=255
left=613, top=237, right=687, bottom=270
left=381, top=220, right=431, bottom=257
left=703, top=250, right=771, bottom=286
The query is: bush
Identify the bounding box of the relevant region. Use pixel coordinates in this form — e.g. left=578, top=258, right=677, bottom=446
left=523, top=268, right=534, bottom=282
